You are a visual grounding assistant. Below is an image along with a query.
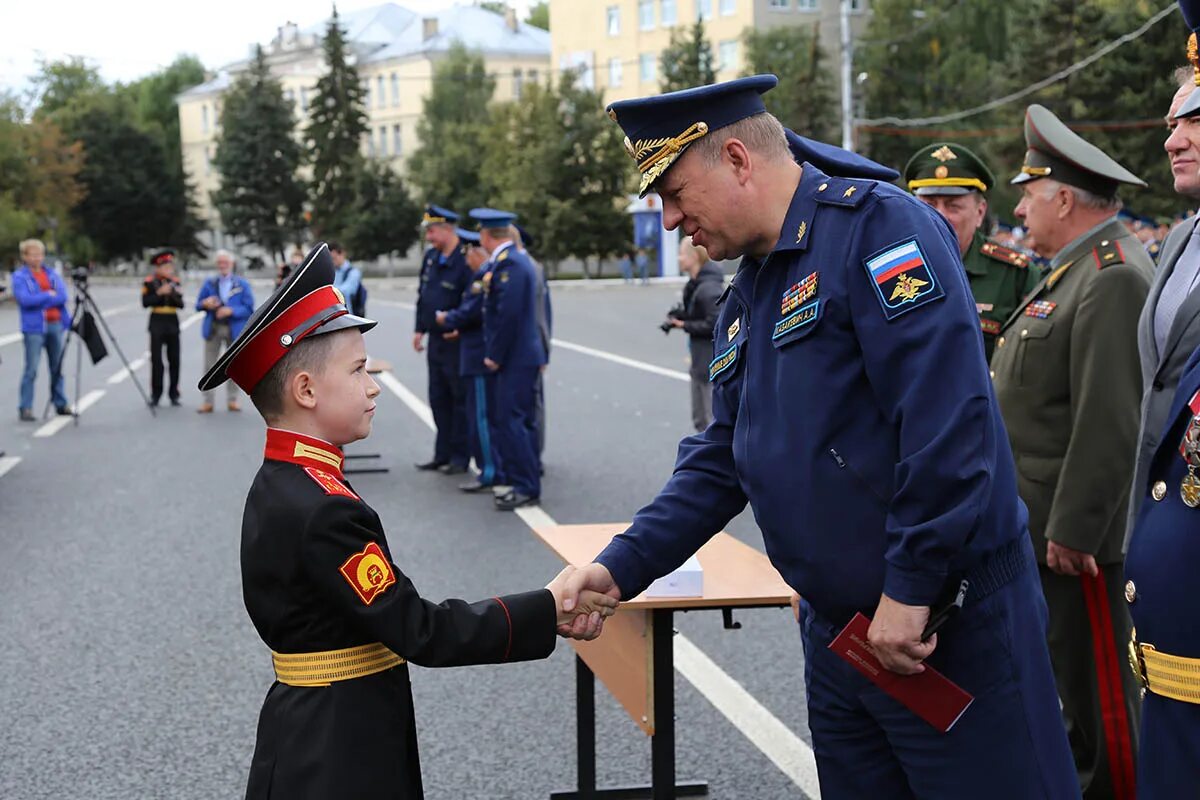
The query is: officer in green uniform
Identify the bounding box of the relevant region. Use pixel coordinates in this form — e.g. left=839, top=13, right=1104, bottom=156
left=903, top=143, right=1036, bottom=360
left=991, top=104, right=1152, bottom=800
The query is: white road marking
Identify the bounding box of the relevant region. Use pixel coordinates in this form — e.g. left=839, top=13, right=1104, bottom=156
left=0, top=456, right=21, bottom=479
left=33, top=389, right=106, bottom=438
left=0, top=332, right=21, bottom=348
left=551, top=339, right=689, bottom=382
left=376, top=370, right=819, bottom=797
left=107, top=354, right=149, bottom=385
left=0, top=302, right=146, bottom=350
left=180, top=311, right=204, bottom=330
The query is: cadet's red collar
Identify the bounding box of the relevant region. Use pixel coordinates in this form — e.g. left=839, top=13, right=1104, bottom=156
left=264, top=428, right=344, bottom=476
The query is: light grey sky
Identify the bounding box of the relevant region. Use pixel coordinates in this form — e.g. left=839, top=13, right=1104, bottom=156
left=2, top=0, right=534, bottom=95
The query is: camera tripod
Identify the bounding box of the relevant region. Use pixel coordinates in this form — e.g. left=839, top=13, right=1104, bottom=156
left=43, top=278, right=155, bottom=424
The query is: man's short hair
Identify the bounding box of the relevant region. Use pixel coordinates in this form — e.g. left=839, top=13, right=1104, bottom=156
left=1175, top=65, right=1195, bottom=89
left=215, top=248, right=235, bottom=263
left=1040, top=178, right=1122, bottom=214
left=327, top=241, right=345, bottom=254
left=19, top=238, right=45, bottom=257
left=690, top=112, right=791, bottom=168
left=250, top=334, right=338, bottom=422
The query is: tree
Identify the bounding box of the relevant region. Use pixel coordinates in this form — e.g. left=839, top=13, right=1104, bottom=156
left=120, top=55, right=207, bottom=179
left=478, top=1, right=508, bottom=14
left=660, top=20, right=716, bottom=93
left=306, top=5, right=370, bottom=238
left=742, top=24, right=838, bottom=142
left=212, top=46, right=306, bottom=262
left=409, top=42, right=497, bottom=215
left=344, top=161, right=421, bottom=260
left=31, top=57, right=106, bottom=118
left=526, top=1, right=549, bottom=30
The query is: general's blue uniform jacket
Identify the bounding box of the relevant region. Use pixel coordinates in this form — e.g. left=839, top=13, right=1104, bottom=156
left=597, top=165, right=1028, bottom=623
left=483, top=243, right=548, bottom=370
left=443, top=262, right=491, bottom=377
left=415, top=246, right=473, bottom=360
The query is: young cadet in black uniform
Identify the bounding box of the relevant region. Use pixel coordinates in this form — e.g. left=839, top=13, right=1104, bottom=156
left=142, top=249, right=184, bottom=406
left=197, top=243, right=614, bottom=800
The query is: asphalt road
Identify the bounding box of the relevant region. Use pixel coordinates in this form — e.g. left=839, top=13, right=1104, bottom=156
left=0, top=276, right=816, bottom=800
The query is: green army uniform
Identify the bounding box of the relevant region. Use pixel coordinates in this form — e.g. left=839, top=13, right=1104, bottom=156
left=903, top=143, right=1038, bottom=359
left=991, top=104, right=1149, bottom=800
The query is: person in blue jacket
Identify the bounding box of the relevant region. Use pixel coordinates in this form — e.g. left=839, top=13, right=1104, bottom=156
left=195, top=249, right=255, bottom=413
left=437, top=229, right=505, bottom=494
left=13, top=238, right=71, bottom=420
left=413, top=206, right=473, bottom=474
left=472, top=208, right=547, bottom=511
left=560, top=75, right=1078, bottom=798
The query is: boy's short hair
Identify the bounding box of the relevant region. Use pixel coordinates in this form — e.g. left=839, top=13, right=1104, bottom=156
left=327, top=241, right=345, bottom=254
left=251, top=334, right=338, bottom=422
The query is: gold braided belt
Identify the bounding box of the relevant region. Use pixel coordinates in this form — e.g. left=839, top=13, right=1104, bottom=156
left=272, top=642, right=405, bottom=687
left=1130, top=631, right=1200, bottom=704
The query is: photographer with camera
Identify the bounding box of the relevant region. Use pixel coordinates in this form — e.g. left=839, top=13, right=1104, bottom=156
left=663, top=236, right=723, bottom=431
left=13, top=239, right=71, bottom=421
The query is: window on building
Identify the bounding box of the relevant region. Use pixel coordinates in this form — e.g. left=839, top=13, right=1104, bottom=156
left=661, top=0, right=677, bottom=25
left=393, top=124, right=402, bottom=156
left=300, top=87, right=309, bottom=112
left=378, top=126, right=387, bottom=156
left=720, top=0, right=735, bottom=15
left=850, top=0, right=866, bottom=10
left=390, top=73, right=399, bottom=107
left=719, top=40, right=738, bottom=72
left=639, top=0, right=655, bottom=30
left=284, top=89, right=294, bottom=106
left=367, top=132, right=375, bottom=157
left=769, top=0, right=789, bottom=8
left=203, top=148, right=210, bottom=176
left=376, top=76, right=385, bottom=109
left=796, top=0, right=817, bottom=9
left=365, top=81, right=373, bottom=110
left=607, top=5, right=620, bottom=36
left=639, top=52, right=656, bottom=83
left=609, top=57, right=623, bottom=88
left=201, top=105, right=209, bottom=135
left=514, top=69, right=524, bottom=99
left=527, top=68, right=538, bottom=84
left=697, top=0, right=713, bottom=20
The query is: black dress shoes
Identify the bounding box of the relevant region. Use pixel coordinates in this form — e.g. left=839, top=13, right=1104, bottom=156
left=494, top=491, right=539, bottom=511
left=438, top=463, right=468, bottom=475
left=414, top=460, right=446, bottom=471
left=459, top=481, right=493, bottom=493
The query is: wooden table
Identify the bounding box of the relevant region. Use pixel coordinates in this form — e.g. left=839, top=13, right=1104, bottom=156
left=534, top=524, right=793, bottom=800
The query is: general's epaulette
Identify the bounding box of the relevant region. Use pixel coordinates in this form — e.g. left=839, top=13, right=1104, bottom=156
left=1092, top=239, right=1126, bottom=270
left=813, top=178, right=873, bottom=208
left=497, top=250, right=510, bottom=262
left=980, top=241, right=1030, bottom=269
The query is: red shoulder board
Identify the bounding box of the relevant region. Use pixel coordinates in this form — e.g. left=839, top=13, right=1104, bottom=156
left=980, top=241, right=1030, bottom=269
left=304, top=466, right=359, bottom=501
left=1092, top=239, right=1126, bottom=270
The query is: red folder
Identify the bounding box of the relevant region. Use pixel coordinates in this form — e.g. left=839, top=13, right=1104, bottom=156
left=828, top=612, right=974, bottom=733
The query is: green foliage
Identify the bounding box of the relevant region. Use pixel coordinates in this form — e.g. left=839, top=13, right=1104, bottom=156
left=306, top=6, right=371, bottom=239
left=660, top=20, right=716, bottom=92
left=742, top=24, right=838, bottom=142
left=119, top=55, right=206, bottom=177
left=478, top=1, right=509, bottom=13
left=485, top=72, right=633, bottom=272
left=31, top=57, right=106, bottom=118
left=344, top=161, right=421, bottom=260
left=526, top=1, right=549, bottom=30
left=212, top=46, right=306, bottom=261
left=409, top=42, right=498, bottom=215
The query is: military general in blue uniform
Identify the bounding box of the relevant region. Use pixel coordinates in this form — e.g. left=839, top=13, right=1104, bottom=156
left=413, top=206, right=473, bottom=474
left=561, top=75, right=1078, bottom=798
left=473, top=208, right=546, bottom=511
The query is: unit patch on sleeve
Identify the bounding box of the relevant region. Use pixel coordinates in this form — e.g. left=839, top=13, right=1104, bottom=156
left=304, top=466, right=360, bottom=501
left=862, top=238, right=945, bottom=321
left=709, top=344, right=739, bottom=382
left=338, top=541, right=397, bottom=605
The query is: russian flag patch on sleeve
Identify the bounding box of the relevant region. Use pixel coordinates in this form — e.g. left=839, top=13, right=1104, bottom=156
left=862, top=238, right=945, bottom=321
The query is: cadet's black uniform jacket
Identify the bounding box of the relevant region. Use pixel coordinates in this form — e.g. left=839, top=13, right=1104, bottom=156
left=242, top=428, right=557, bottom=799
left=141, top=273, right=183, bottom=332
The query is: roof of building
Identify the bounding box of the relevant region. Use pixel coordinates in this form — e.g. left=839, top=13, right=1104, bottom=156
left=179, top=2, right=548, bottom=100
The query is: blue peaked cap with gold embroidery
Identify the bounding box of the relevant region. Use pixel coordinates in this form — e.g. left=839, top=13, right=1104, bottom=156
left=607, top=74, right=778, bottom=197
left=469, top=207, right=518, bottom=230
left=456, top=227, right=481, bottom=244
left=1175, top=0, right=1200, bottom=118
left=422, top=205, right=458, bottom=226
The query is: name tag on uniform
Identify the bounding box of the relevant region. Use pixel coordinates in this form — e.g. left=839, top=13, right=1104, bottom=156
left=773, top=299, right=820, bottom=342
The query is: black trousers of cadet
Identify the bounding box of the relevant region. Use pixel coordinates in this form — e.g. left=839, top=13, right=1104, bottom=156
left=149, top=317, right=180, bottom=402
left=427, top=348, right=468, bottom=467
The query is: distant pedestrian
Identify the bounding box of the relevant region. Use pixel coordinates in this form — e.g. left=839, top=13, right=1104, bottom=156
left=668, top=236, right=722, bottom=431
left=142, top=249, right=184, bottom=407
left=618, top=250, right=635, bottom=283
left=196, top=250, right=255, bottom=413
left=330, top=242, right=366, bottom=317
left=635, top=248, right=650, bottom=284
left=13, top=239, right=71, bottom=421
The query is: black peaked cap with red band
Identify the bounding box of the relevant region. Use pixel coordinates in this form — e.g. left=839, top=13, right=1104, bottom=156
left=196, top=242, right=376, bottom=394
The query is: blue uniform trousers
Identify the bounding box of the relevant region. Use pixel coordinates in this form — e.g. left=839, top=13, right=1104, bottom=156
left=466, top=373, right=503, bottom=487
left=495, top=365, right=540, bottom=498
left=1138, top=693, right=1200, bottom=798
left=427, top=348, right=468, bottom=467
left=798, top=545, right=1079, bottom=800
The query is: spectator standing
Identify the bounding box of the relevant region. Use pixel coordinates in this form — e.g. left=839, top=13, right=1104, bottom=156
left=13, top=238, right=71, bottom=421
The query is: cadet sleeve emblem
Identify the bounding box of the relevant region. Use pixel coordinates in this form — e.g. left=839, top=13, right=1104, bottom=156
left=862, top=238, right=945, bottom=320
left=338, top=542, right=396, bottom=605
left=304, top=466, right=360, bottom=501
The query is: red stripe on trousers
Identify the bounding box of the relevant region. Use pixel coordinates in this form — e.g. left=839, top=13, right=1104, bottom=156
left=1080, top=570, right=1136, bottom=800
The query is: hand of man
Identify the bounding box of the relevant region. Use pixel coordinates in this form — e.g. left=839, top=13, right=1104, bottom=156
left=867, top=594, right=936, bottom=675
left=156, top=284, right=173, bottom=296
left=215, top=306, right=233, bottom=320
left=557, top=563, right=622, bottom=639
left=435, top=310, right=448, bottom=326
left=484, top=358, right=499, bottom=372
left=203, top=296, right=220, bottom=310
left=789, top=592, right=801, bottom=623
left=412, top=332, right=425, bottom=353
left=442, top=330, right=459, bottom=341
left=671, top=318, right=685, bottom=328
left=546, top=566, right=619, bottom=640
left=1046, top=540, right=1099, bottom=577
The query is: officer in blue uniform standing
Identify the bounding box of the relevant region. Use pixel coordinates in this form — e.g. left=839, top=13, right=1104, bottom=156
left=436, top=229, right=505, bottom=494
left=413, top=205, right=473, bottom=474
left=561, top=75, right=1078, bottom=798
left=515, top=224, right=552, bottom=466
left=472, top=208, right=546, bottom=511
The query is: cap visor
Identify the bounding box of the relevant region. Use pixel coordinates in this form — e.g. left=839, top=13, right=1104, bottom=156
left=1176, top=89, right=1200, bottom=119
left=914, top=186, right=973, bottom=196
left=312, top=314, right=377, bottom=337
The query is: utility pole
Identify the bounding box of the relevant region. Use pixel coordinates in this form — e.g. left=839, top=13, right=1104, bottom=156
left=839, top=0, right=854, bottom=151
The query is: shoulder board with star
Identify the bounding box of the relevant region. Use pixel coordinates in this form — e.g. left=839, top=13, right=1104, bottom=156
left=1091, top=239, right=1126, bottom=270
left=814, top=178, right=873, bottom=208
left=497, top=250, right=510, bottom=262
left=302, top=466, right=360, bottom=501
left=980, top=240, right=1030, bottom=269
